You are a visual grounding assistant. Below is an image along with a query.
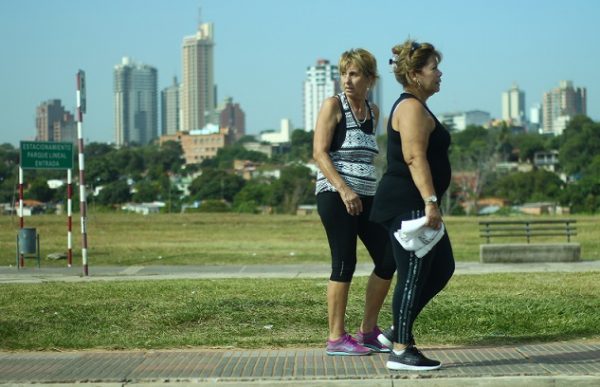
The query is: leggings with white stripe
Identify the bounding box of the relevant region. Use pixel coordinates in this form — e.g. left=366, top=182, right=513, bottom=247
left=383, top=210, right=455, bottom=344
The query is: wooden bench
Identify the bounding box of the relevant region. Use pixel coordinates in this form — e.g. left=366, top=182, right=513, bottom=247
left=478, top=219, right=581, bottom=263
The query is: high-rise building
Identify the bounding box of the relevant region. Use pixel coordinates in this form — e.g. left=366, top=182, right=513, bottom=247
left=529, top=103, right=542, bottom=133
left=501, top=83, right=526, bottom=126
left=218, top=97, right=245, bottom=140
left=161, top=76, right=180, bottom=135
left=542, top=81, right=587, bottom=135
left=181, top=22, right=215, bottom=131
left=114, top=57, right=158, bottom=146
left=35, top=99, right=76, bottom=142
left=303, top=59, right=339, bottom=131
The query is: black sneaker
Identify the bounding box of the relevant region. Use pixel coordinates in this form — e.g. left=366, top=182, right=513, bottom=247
left=386, top=346, right=441, bottom=371
left=377, top=326, right=394, bottom=348
left=377, top=326, right=415, bottom=349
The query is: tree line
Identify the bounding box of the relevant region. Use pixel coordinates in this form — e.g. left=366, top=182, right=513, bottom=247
left=1, top=116, right=598, bottom=214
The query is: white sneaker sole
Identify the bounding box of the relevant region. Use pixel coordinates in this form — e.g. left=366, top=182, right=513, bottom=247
left=386, top=361, right=441, bottom=371
left=326, top=350, right=371, bottom=356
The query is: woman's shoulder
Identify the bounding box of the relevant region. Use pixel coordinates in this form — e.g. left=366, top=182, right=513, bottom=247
left=395, top=97, right=427, bottom=117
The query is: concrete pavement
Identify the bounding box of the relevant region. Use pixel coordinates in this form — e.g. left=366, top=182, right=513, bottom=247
left=1, top=260, right=600, bottom=283
left=0, top=341, right=599, bottom=386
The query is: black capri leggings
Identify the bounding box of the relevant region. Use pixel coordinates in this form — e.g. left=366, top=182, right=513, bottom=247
left=317, top=192, right=396, bottom=282
left=383, top=209, right=455, bottom=344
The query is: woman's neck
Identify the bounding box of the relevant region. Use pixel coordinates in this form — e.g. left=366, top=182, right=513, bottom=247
left=404, top=87, right=430, bottom=104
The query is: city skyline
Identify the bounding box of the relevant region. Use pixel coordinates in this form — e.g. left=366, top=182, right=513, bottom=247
left=2, top=0, right=599, bottom=146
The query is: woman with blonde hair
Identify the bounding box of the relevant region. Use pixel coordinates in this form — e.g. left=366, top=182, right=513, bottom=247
left=313, top=48, right=395, bottom=356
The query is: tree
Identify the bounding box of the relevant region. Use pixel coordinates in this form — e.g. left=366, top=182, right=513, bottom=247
left=560, top=155, right=600, bottom=213
left=484, top=169, right=563, bottom=204
left=86, top=153, right=121, bottom=184
left=288, top=129, right=313, bottom=162
left=27, top=178, right=55, bottom=202
left=449, top=125, right=497, bottom=208
left=189, top=169, right=245, bottom=202
left=133, top=180, right=160, bottom=203
left=559, top=116, right=600, bottom=175
left=511, top=133, right=549, bottom=162
left=96, top=180, right=131, bottom=206
left=0, top=144, right=18, bottom=202
left=201, top=144, right=268, bottom=169
left=271, top=164, right=315, bottom=213
left=233, top=179, right=273, bottom=212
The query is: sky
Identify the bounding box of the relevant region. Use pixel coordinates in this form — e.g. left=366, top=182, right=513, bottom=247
left=1, top=0, right=599, bottom=147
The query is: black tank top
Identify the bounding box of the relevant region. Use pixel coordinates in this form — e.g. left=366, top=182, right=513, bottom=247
left=370, top=93, right=451, bottom=223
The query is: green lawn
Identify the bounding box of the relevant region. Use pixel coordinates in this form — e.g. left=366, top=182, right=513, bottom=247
left=0, top=272, right=598, bottom=351
left=1, top=212, right=599, bottom=266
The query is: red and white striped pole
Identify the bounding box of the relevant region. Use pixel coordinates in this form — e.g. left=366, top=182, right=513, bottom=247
left=67, top=168, right=73, bottom=267
left=76, top=70, right=89, bottom=276
left=18, top=166, right=24, bottom=267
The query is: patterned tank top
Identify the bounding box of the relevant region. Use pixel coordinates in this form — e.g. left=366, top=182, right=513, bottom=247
left=315, top=92, right=379, bottom=196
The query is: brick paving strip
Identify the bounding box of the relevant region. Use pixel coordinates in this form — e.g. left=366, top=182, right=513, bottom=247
left=0, top=342, right=598, bottom=384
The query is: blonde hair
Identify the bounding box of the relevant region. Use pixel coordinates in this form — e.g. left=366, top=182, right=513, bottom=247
left=338, top=48, right=379, bottom=84
left=389, top=39, right=442, bottom=87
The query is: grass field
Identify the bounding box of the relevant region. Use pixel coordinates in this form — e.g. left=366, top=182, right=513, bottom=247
left=1, top=212, right=599, bottom=267
left=1, top=272, right=598, bottom=351
left=1, top=212, right=598, bottom=351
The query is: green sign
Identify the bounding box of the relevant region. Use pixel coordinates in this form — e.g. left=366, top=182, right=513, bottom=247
left=20, top=141, right=74, bottom=170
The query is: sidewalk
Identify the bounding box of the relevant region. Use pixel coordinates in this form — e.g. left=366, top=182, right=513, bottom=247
left=1, top=261, right=599, bottom=386
left=1, top=260, right=600, bottom=283
left=1, top=341, right=599, bottom=386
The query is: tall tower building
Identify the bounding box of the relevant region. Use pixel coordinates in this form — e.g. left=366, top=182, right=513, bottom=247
left=114, top=57, right=158, bottom=146
left=181, top=22, right=215, bottom=131
left=218, top=97, right=245, bottom=140
left=367, top=82, right=383, bottom=133
left=35, top=99, right=76, bottom=142
left=501, top=83, right=526, bottom=126
left=529, top=103, right=542, bottom=133
left=303, top=59, right=339, bottom=132
left=542, top=80, right=587, bottom=135
left=161, top=76, right=180, bottom=135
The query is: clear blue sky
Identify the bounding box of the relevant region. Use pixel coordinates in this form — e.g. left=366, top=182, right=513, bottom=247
left=1, top=0, right=599, bottom=146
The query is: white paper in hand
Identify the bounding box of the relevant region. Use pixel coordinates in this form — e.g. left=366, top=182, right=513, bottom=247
left=393, top=216, right=445, bottom=258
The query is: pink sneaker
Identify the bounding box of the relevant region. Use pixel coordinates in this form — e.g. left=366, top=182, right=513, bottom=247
left=326, top=333, right=372, bottom=356
left=356, top=326, right=391, bottom=352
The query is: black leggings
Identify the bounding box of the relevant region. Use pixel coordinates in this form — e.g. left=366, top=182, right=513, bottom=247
left=383, top=210, right=455, bottom=344
left=317, top=192, right=396, bottom=282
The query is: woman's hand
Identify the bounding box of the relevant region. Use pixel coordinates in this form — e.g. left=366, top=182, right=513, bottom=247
left=340, top=187, right=362, bottom=216
left=425, top=203, right=442, bottom=229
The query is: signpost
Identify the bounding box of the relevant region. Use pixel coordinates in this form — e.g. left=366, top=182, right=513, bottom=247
left=18, top=141, right=74, bottom=268
left=16, top=69, right=89, bottom=274
left=20, top=141, right=73, bottom=170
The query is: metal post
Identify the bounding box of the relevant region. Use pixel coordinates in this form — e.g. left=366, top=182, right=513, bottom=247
left=76, top=70, right=89, bottom=276
left=36, top=233, right=41, bottom=268
left=18, top=166, right=24, bottom=267
left=67, top=168, right=73, bottom=267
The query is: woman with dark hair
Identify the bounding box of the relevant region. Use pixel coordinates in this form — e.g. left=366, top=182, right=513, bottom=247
left=370, top=39, right=455, bottom=371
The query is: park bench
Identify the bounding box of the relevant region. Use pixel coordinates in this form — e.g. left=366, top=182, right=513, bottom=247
left=478, top=219, right=581, bottom=263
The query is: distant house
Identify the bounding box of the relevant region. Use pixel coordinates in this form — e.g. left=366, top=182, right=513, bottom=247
left=519, top=202, right=570, bottom=215
left=121, top=202, right=165, bottom=215
left=533, top=150, right=560, bottom=172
